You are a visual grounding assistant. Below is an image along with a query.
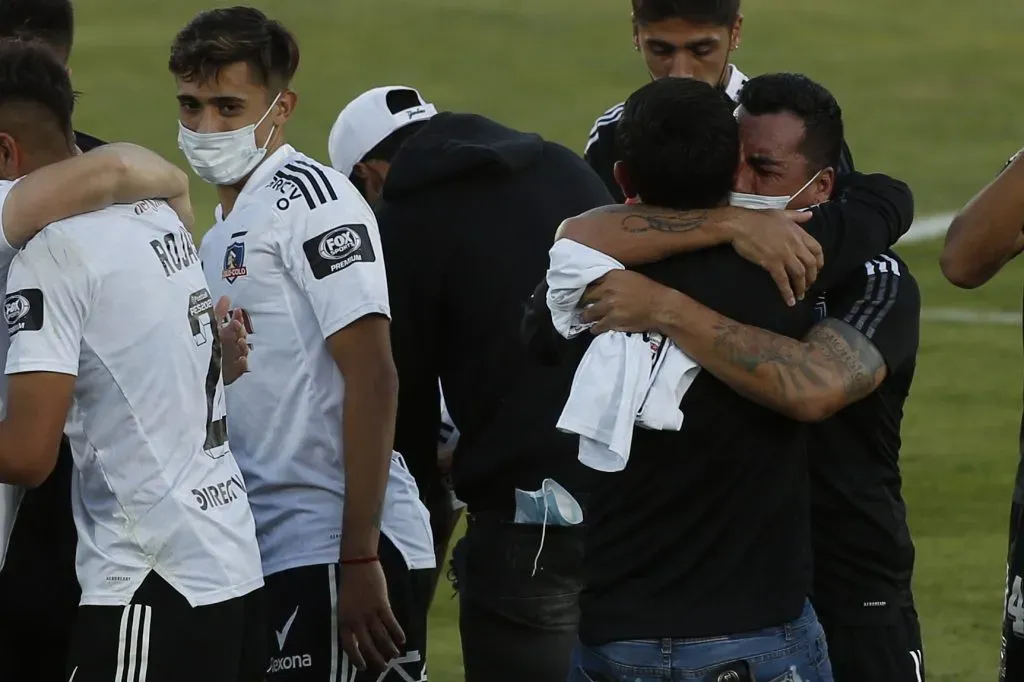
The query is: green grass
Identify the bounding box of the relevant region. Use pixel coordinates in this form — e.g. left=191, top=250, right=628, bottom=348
left=67, top=0, right=1024, bottom=679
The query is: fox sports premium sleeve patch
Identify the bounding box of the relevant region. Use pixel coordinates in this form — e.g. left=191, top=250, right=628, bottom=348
left=5, top=288, right=43, bottom=336
left=290, top=202, right=390, bottom=338
left=301, top=223, right=376, bottom=280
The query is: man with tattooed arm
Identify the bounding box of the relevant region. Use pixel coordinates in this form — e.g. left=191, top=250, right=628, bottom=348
left=562, top=74, right=924, bottom=682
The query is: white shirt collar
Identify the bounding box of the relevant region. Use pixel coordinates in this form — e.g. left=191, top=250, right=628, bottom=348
left=724, top=65, right=749, bottom=102
left=213, top=143, right=296, bottom=220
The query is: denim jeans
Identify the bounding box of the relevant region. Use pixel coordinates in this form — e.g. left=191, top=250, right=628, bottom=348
left=450, top=512, right=585, bottom=682
left=569, top=600, right=833, bottom=682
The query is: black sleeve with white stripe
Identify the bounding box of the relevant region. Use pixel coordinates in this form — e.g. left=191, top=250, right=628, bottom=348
left=825, top=252, right=921, bottom=372
left=804, top=172, right=915, bottom=295
left=583, top=103, right=627, bottom=204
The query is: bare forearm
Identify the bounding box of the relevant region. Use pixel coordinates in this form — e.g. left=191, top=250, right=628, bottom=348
left=941, top=152, right=1024, bottom=288
left=340, top=367, right=399, bottom=559
left=556, top=204, right=732, bottom=265
left=3, top=144, right=189, bottom=247
left=652, top=290, right=879, bottom=421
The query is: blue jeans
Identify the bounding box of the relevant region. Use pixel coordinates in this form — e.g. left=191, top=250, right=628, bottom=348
left=569, top=600, right=833, bottom=682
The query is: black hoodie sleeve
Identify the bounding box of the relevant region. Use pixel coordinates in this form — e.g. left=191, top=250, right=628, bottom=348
left=374, top=199, right=442, bottom=498
left=805, top=172, right=914, bottom=295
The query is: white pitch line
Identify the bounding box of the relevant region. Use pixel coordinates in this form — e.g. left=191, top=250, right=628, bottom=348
left=899, top=211, right=955, bottom=244
left=921, top=308, right=1020, bottom=326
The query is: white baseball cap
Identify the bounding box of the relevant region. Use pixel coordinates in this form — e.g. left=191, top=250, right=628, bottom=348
left=328, top=85, right=438, bottom=176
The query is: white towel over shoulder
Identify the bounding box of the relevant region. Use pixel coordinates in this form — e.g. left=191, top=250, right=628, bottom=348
left=546, top=239, right=701, bottom=473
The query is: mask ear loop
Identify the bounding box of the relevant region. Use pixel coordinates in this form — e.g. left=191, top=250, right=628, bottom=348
left=530, top=481, right=551, bottom=577
left=255, top=92, right=285, bottom=151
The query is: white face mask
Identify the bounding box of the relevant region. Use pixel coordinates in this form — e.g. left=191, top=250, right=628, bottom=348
left=729, top=168, right=824, bottom=211
left=177, top=92, right=282, bottom=186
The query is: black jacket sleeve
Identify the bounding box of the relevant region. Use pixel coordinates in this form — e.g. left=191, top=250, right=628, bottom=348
left=804, top=172, right=914, bottom=295
left=374, top=199, right=443, bottom=496
left=583, top=110, right=626, bottom=204
left=520, top=278, right=564, bottom=366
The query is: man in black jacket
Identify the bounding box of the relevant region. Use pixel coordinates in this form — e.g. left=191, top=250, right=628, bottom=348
left=330, top=86, right=613, bottom=682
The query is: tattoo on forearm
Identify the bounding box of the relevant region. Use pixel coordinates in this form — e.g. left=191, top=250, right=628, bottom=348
left=711, top=317, right=886, bottom=407
left=620, top=208, right=709, bottom=234
left=370, top=504, right=383, bottom=531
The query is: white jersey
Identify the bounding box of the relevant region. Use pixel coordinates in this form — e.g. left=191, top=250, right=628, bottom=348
left=0, top=186, right=19, bottom=571
left=3, top=194, right=264, bottom=607
left=200, top=145, right=434, bottom=576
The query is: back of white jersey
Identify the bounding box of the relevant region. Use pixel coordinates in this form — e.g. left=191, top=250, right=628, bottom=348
left=200, top=145, right=434, bottom=576
left=4, top=200, right=264, bottom=606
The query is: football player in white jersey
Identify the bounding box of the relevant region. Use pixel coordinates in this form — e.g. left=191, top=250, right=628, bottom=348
left=170, top=8, right=434, bottom=681
left=0, top=41, right=266, bottom=682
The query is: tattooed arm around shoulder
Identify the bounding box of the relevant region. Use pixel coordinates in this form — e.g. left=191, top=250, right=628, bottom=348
left=556, top=203, right=822, bottom=306
left=580, top=270, right=886, bottom=422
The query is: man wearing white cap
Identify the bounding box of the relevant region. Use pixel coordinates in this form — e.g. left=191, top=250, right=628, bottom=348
left=329, top=86, right=437, bottom=206
left=329, top=86, right=465, bottom=601
left=329, top=87, right=613, bottom=682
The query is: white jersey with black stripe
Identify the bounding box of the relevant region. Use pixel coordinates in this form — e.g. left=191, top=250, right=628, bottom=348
left=200, top=145, right=435, bottom=577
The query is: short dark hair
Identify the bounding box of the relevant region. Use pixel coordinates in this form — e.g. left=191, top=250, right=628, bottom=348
left=169, top=6, right=300, bottom=89
left=616, top=77, right=738, bottom=210
left=0, top=0, right=73, bottom=58
left=632, top=0, right=740, bottom=26
left=738, top=73, right=844, bottom=171
left=0, top=39, right=75, bottom=138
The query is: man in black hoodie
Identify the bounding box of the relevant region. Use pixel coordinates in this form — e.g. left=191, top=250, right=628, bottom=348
left=329, top=86, right=612, bottom=682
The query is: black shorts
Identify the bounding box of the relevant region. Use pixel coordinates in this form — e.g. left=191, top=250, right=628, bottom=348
left=822, top=606, right=924, bottom=682
left=1002, top=498, right=1024, bottom=681
left=67, top=572, right=267, bottom=682
left=264, top=533, right=432, bottom=681
left=0, top=437, right=79, bottom=682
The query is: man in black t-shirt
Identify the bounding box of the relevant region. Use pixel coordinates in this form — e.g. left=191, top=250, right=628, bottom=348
left=540, top=76, right=913, bottom=681
left=0, top=3, right=107, bottom=681
left=562, top=74, right=923, bottom=682
left=941, top=149, right=1024, bottom=682
left=563, top=73, right=923, bottom=682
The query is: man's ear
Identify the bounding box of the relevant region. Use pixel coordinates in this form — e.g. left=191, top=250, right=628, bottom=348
left=272, top=90, right=298, bottom=127
left=613, top=160, right=636, bottom=200
left=731, top=14, right=744, bottom=50
left=0, top=133, right=21, bottom=181
left=817, top=167, right=836, bottom=202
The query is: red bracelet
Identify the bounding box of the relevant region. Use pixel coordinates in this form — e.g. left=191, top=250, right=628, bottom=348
left=340, top=555, right=379, bottom=566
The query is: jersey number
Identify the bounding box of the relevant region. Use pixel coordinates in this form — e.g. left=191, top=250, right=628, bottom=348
left=187, top=288, right=228, bottom=455
left=1009, top=574, right=1024, bottom=635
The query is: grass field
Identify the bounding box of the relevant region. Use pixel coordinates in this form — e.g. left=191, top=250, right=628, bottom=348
left=67, top=0, right=1024, bottom=679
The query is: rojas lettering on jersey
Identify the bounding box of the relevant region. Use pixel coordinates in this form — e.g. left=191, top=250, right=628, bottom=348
left=150, top=226, right=200, bottom=277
